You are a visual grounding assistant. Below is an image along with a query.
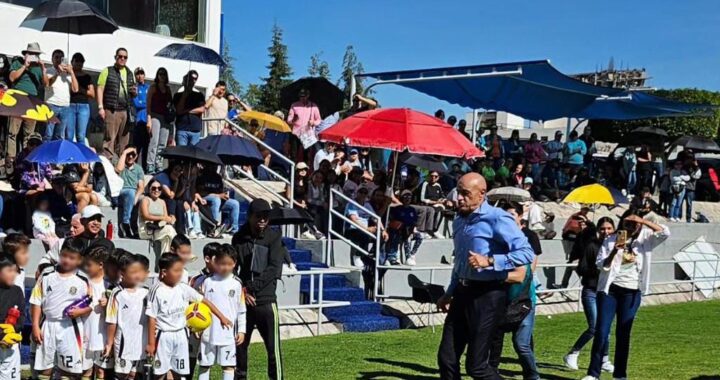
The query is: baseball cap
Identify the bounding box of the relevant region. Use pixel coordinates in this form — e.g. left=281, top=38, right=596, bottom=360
left=349, top=149, right=359, bottom=155
left=523, top=177, right=534, bottom=185
left=64, top=170, right=81, bottom=184
left=400, top=190, right=413, bottom=197
left=296, top=162, right=308, bottom=170
left=555, top=130, right=563, bottom=137
left=27, top=133, right=42, bottom=144
left=134, top=67, right=145, bottom=75
left=81, top=205, right=104, bottom=219
left=249, top=199, right=272, bottom=215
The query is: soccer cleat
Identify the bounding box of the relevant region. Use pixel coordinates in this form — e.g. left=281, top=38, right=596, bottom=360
left=602, top=360, right=616, bottom=373
left=564, top=352, right=579, bottom=370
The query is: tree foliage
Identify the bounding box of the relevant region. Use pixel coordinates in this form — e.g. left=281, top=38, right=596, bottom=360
left=258, top=23, right=293, bottom=113
left=338, top=45, right=371, bottom=107
left=589, top=88, right=720, bottom=143
left=308, top=52, right=331, bottom=79
left=219, top=38, right=242, bottom=96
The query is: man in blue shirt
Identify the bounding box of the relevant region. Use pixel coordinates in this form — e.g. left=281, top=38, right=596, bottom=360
left=437, top=172, right=534, bottom=380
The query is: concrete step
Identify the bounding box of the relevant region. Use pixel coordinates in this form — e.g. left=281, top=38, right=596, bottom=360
left=336, top=315, right=401, bottom=333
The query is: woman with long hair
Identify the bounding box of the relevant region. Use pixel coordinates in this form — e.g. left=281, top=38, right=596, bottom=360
left=582, top=212, right=670, bottom=380
left=564, top=217, right=616, bottom=373
left=145, top=67, right=173, bottom=173
left=66, top=53, right=94, bottom=145
left=139, top=178, right=177, bottom=255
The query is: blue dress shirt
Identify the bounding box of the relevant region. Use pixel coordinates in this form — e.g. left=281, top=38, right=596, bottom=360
left=447, top=200, right=535, bottom=296
left=133, top=82, right=150, bottom=123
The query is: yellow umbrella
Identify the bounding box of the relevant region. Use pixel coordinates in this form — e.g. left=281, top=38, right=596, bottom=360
left=562, top=183, right=615, bottom=205
left=238, top=111, right=291, bottom=133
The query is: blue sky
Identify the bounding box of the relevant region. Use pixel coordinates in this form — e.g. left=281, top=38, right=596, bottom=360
left=222, top=0, right=720, bottom=119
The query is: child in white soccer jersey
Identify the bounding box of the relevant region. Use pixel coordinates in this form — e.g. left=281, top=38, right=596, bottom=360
left=146, top=253, right=231, bottom=380
left=188, top=242, right=220, bottom=376
left=82, top=246, right=112, bottom=380
left=105, top=254, right=150, bottom=380
left=197, top=244, right=246, bottom=380
left=0, top=255, right=25, bottom=380
left=170, top=235, right=194, bottom=283
left=30, top=238, right=93, bottom=379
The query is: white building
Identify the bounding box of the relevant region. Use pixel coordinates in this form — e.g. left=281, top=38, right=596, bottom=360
left=464, top=110, right=588, bottom=141
left=0, top=0, right=222, bottom=93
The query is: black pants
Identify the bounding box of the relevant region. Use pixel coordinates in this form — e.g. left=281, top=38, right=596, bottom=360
left=438, top=281, right=506, bottom=380
left=133, top=121, right=150, bottom=172
left=236, top=302, right=283, bottom=380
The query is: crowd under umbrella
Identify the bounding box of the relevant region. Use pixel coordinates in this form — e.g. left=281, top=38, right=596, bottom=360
left=280, top=77, right=346, bottom=119
left=401, top=153, right=448, bottom=173
left=19, top=0, right=118, bottom=54
left=196, top=134, right=264, bottom=167
left=159, top=145, right=222, bottom=166
left=0, top=88, right=59, bottom=123
left=155, top=42, right=226, bottom=69
left=238, top=110, right=292, bottom=133
left=670, top=135, right=720, bottom=153
left=486, top=186, right=533, bottom=204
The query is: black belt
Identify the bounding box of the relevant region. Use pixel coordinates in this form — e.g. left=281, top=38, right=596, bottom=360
left=458, top=278, right=505, bottom=289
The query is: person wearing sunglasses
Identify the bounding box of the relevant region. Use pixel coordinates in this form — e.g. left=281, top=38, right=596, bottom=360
left=97, top=47, right=137, bottom=159
left=115, top=145, right=145, bottom=238
left=139, top=178, right=177, bottom=255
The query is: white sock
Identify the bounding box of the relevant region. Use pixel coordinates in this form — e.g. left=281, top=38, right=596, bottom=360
left=222, top=369, right=235, bottom=380
left=198, top=367, right=211, bottom=380
left=602, top=355, right=610, bottom=363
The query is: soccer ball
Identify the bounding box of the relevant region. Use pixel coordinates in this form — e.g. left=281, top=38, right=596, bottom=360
left=185, top=302, right=212, bottom=332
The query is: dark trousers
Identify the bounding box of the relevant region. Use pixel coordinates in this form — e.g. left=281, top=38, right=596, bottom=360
left=587, top=285, right=641, bottom=379
left=133, top=121, right=150, bottom=172
left=438, top=281, right=506, bottom=380
left=236, top=302, right=284, bottom=380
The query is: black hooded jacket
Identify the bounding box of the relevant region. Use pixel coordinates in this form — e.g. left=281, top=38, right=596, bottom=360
left=232, top=223, right=286, bottom=305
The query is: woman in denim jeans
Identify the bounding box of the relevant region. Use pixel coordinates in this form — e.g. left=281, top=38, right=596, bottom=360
left=145, top=67, right=173, bottom=173
left=66, top=53, right=94, bottom=145
left=564, top=218, right=615, bottom=373
left=582, top=212, right=670, bottom=380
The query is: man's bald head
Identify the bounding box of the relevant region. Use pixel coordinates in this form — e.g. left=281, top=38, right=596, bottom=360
left=457, top=172, right=487, bottom=216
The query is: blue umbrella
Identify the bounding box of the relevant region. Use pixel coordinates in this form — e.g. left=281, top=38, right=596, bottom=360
left=25, top=140, right=99, bottom=164
left=155, top=43, right=225, bottom=66
left=196, top=135, right=264, bottom=166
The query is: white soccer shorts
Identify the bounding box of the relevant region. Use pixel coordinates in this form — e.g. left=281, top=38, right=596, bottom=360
left=83, top=349, right=113, bottom=371
left=198, top=342, right=236, bottom=367
left=0, top=347, right=20, bottom=380
left=115, top=357, right=141, bottom=375
left=152, top=329, right=190, bottom=376
left=34, top=319, right=85, bottom=374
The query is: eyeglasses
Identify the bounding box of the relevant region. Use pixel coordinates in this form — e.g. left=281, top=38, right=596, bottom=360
left=150, top=186, right=162, bottom=191
left=116, top=55, right=128, bottom=60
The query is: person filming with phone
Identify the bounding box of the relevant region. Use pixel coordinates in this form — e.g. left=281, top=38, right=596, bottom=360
left=582, top=212, right=669, bottom=380
left=44, top=49, right=78, bottom=141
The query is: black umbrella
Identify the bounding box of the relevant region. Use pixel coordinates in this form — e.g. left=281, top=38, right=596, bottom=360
left=280, top=77, right=345, bottom=119
left=196, top=135, right=264, bottom=166
left=155, top=43, right=225, bottom=67
left=20, top=0, right=118, bottom=52
left=160, top=145, right=222, bottom=165
left=630, top=126, right=669, bottom=138
left=672, top=136, right=720, bottom=153
left=268, top=207, right=313, bottom=226
left=401, top=154, right=448, bottom=173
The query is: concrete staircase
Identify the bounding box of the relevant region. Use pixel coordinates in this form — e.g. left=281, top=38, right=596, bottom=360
left=284, top=238, right=400, bottom=333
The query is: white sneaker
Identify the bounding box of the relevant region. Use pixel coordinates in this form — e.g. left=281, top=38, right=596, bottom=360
left=581, top=376, right=599, bottom=380
left=353, top=256, right=364, bottom=268
left=602, top=360, right=615, bottom=373
left=301, top=231, right=316, bottom=240
left=564, top=352, right=579, bottom=370
left=621, top=189, right=627, bottom=197
left=188, top=231, right=199, bottom=239
left=405, top=255, right=417, bottom=266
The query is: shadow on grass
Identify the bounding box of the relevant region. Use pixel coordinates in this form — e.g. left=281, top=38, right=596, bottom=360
left=690, top=376, right=720, bottom=380
left=496, top=356, right=575, bottom=380
left=358, top=358, right=438, bottom=379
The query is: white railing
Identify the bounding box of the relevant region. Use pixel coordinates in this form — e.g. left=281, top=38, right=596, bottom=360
left=279, top=267, right=351, bottom=336
left=201, top=117, right=295, bottom=207
left=373, top=257, right=720, bottom=307
left=326, top=188, right=384, bottom=301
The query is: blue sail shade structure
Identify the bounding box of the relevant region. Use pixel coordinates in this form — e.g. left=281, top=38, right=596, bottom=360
left=357, top=60, right=714, bottom=121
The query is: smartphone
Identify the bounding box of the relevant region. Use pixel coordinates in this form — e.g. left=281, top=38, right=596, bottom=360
left=62, top=57, right=68, bottom=65
left=26, top=54, right=39, bottom=63
left=616, top=230, right=627, bottom=247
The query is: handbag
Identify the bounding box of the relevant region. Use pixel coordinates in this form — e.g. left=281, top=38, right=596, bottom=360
left=500, top=274, right=533, bottom=331
left=298, top=127, right=318, bottom=149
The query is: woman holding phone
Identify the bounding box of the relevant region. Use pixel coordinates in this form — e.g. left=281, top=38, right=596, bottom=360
left=582, top=212, right=670, bottom=380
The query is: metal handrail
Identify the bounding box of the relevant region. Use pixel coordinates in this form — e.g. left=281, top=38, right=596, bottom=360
left=327, top=188, right=383, bottom=301
left=231, top=166, right=290, bottom=206
left=279, top=268, right=352, bottom=336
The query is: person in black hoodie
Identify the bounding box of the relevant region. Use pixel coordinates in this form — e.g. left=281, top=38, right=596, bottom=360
left=563, top=217, right=616, bottom=373
left=231, top=199, right=286, bottom=380
left=0, top=255, right=25, bottom=379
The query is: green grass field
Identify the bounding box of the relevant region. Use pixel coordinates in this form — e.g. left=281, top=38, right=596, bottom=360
left=220, top=300, right=720, bottom=380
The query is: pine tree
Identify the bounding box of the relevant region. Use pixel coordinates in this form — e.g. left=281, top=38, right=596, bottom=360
left=308, top=51, right=331, bottom=79
left=259, top=23, right=293, bottom=113
left=219, top=38, right=242, bottom=96
left=338, top=45, right=370, bottom=107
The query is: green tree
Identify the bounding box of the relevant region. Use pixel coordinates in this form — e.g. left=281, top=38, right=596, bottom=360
left=242, top=83, right=264, bottom=110
left=338, top=45, right=370, bottom=107
left=589, top=88, right=720, bottom=143
left=308, top=51, right=331, bottom=79
left=219, top=38, right=242, bottom=96
left=259, top=23, right=293, bottom=113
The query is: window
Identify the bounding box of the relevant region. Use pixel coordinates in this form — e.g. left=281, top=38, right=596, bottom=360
left=2, top=0, right=206, bottom=43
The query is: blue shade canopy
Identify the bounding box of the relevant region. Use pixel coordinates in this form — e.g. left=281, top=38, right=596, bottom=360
left=155, top=43, right=225, bottom=66
left=25, top=140, right=99, bottom=164
left=358, top=60, right=714, bottom=121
